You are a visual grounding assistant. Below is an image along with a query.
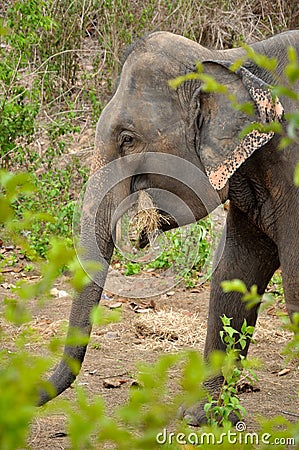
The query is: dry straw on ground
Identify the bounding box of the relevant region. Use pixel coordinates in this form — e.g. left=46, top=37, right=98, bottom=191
left=133, top=308, right=207, bottom=351
left=132, top=306, right=293, bottom=353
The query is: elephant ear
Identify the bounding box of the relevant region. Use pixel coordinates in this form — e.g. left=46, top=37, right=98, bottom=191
left=197, top=61, right=284, bottom=190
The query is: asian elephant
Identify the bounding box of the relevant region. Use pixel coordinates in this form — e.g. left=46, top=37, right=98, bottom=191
left=38, top=30, right=299, bottom=425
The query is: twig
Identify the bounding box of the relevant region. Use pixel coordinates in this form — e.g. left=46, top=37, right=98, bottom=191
left=0, top=146, right=18, bottom=162
left=279, top=410, right=299, bottom=418
left=152, top=3, right=181, bottom=33
left=22, top=49, right=101, bottom=80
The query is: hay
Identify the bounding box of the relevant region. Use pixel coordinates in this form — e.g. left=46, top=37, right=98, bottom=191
left=133, top=309, right=206, bottom=351
left=133, top=310, right=293, bottom=353
left=133, top=190, right=162, bottom=236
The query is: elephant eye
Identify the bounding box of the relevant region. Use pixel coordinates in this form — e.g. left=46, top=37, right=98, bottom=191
left=119, top=132, right=135, bottom=152
left=123, top=135, right=133, bottom=144
left=119, top=131, right=135, bottom=153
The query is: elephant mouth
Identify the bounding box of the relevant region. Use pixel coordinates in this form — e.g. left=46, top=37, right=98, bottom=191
left=114, top=189, right=180, bottom=257
left=127, top=190, right=174, bottom=250
left=135, top=190, right=162, bottom=235
left=129, top=190, right=161, bottom=248
left=137, top=211, right=176, bottom=249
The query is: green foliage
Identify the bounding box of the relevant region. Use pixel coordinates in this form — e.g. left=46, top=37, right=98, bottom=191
left=0, top=171, right=89, bottom=449
left=204, top=316, right=256, bottom=425
left=125, top=262, right=141, bottom=275
left=91, top=304, right=122, bottom=327
left=114, top=219, right=213, bottom=288
left=221, top=279, right=264, bottom=310
left=10, top=163, right=88, bottom=257
left=221, top=278, right=276, bottom=312
left=62, top=351, right=207, bottom=450
left=0, top=60, right=40, bottom=165
left=282, top=312, right=299, bottom=361
left=285, top=47, right=299, bottom=84
left=294, top=162, right=299, bottom=187
left=5, top=0, right=53, bottom=57
left=268, top=271, right=284, bottom=302
left=0, top=347, right=50, bottom=450
left=0, top=0, right=89, bottom=256
left=4, top=0, right=85, bottom=96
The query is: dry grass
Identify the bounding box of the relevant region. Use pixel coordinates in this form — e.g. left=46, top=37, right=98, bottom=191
left=70, top=0, right=299, bottom=104
left=133, top=308, right=207, bottom=351
left=133, top=190, right=162, bottom=236
left=157, top=0, right=299, bottom=49
left=132, top=305, right=293, bottom=353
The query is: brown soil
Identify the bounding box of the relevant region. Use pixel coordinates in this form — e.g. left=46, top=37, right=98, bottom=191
left=0, top=246, right=298, bottom=449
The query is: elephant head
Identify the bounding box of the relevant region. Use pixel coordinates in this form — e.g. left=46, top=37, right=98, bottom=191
left=38, top=31, right=283, bottom=405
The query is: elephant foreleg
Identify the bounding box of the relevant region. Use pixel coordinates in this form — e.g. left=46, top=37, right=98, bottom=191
left=180, top=203, right=280, bottom=425
left=205, top=204, right=280, bottom=358
left=276, top=226, right=299, bottom=320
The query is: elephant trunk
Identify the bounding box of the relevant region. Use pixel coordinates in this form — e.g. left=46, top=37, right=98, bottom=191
left=38, top=172, right=116, bottom=405
left=37, top=278, right=111, bottom=405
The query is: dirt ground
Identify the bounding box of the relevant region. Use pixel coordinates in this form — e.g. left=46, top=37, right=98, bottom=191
left=1, top=245, right=299, bottom=449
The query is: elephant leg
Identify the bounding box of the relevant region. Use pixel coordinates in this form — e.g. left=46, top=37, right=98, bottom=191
left=180, top=203, right=280, bottom=426
left=282, top=278, right=299, bottom=320
left=204, top=204, right=280, bottom=357
left=276, top=227, right=299, bottom=320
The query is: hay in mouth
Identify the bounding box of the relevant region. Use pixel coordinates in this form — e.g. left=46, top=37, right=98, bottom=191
left=133, top=190, right=162, bottom=236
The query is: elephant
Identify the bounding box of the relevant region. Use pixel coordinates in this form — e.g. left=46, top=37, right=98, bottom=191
left=38, top=29, right=299, bottom=425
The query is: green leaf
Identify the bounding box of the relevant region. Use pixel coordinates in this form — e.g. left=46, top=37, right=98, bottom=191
left=90, top=305, right=121, bottom=326
left=223, top=326, right=237, bottom=338
left=239, top=121, right=282, bottom=140
left=246, top=326, right=255, bottom=336
left=0, top=197, right=14, bottom=223
left=278, top=136, right=294, bottom=150
left=168, top=72, right=200, bottom=89
left=272, top=85, right=299, bottom=100
left=239, top=337, right=247, bottom=350
left=241, top=319, right=248, bottom=334
left=125, top=262, right=140, bottom=275
left=243, top=44, right=278, bottom=72
left=221, top=279, right=247, bottom=294
left=221, top=314, right=232, bottom=326
left=229, top=97, right=254, bottom=116
left=285, top=47, right=299, bottom=84
left=229, top=57, right=247, bottom=72
left=294, top=162, right=299, bottom=187
left=169, top=63, right=228, bottom=94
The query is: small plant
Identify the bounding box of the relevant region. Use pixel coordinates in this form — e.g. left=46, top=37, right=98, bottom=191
left=204, top=315, right=257, bottom=425
left=125, top=262, right=141, bottom=276
left=23, top=264, right=33, bottom=272
left=113, top=219, right=214, bottom=287
left=91, top=342, right=101, bottom=350
left=268, top=271, right=285, bottom=302
left=282, top=312, right=299, bottom=362
left=146, top=220, right=213, bottom=278
left=12, top=163, right=88, bottom=257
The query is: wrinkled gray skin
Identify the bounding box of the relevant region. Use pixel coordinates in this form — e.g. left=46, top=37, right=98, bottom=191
left=38, top=30, right=299, bottom=425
